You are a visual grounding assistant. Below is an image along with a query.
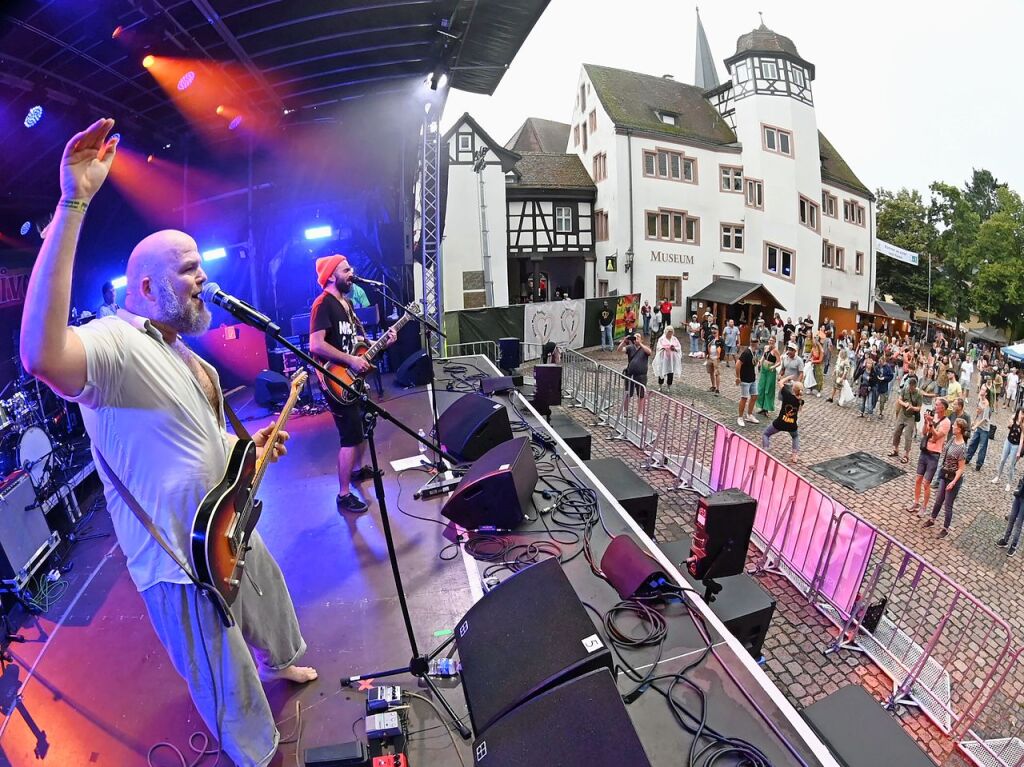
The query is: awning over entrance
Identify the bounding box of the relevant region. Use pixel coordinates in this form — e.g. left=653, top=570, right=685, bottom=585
left=874, top=300, right=911, bottom=323
left=688, top=279, right=785, bottom=312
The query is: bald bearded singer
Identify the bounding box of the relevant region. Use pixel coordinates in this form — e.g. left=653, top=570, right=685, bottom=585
left=20, top=119, right=316, bottom=767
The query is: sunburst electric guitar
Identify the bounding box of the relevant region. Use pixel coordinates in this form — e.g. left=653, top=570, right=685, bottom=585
left=320, top=302, right=422, bottom=406
left=191, top=370, right=307, bottom=607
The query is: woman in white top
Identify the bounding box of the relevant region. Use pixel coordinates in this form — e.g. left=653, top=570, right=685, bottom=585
left=653, top=325, right=683, bottom=392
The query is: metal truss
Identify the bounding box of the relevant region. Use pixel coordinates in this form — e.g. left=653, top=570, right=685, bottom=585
left=418, top=115, right=444, bottom=357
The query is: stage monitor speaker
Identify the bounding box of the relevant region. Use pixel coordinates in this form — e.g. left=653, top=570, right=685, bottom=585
left=254, top=369, right=290, bottom=408
left=455, top=557, right=614, bottom=737
left=600, top=535, right=672, bottom=599
left=531, top=364, right=562, bottom=410
left=394, top=350, right=433, bottom=387
left=479, top=375, right=523, bottom=396
left=441, top=437, right=537, bottom=531
left=497, top=338, right=520, bottom=371
left=435, top=393, right=513, bottom=462
left=0, top=473, right=56, bottom=589
left=688, top=488, right=757, bottom=580
left=470, top=669, right=652, bottom=767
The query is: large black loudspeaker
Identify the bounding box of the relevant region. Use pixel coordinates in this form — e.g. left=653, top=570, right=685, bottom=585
left=441, top=437, right=537, bottom=531
left=471, top=669, right=652, bottom=767
left=688, top=488, right=757, bottom=580
left=435, top=393, right=512, bottom=462
left=497, top=337, right=520, bottom=371
left=254, top=369, right=289, bottom=407
left=531, top=363, right=562, bottom=411
left=454, top=557, right=614, bottom=737
left=394, top=350, right=433, bottom=387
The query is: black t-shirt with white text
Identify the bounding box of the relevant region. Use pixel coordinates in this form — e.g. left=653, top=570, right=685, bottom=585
left=599, top=309, right=613, bottom=327
left=310, top=291, right=364, bottom=359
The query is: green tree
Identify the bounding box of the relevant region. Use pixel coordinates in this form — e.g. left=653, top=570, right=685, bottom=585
left=874, top=188, right=935, bottom=315
left=929, top=182, right=981, bottom=331
left=971, top=187, right=1024, bottom=339
left=963, top=168, right=1005, bottom=222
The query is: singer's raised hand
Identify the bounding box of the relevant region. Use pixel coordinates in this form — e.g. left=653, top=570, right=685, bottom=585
left=61, top=118, right=118, bottom=202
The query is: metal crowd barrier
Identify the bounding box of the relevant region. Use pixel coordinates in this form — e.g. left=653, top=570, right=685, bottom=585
left=817, top=511, right=1013, bottom=737
left=959, top=647, right=1024, bottom=767
left=444, top=340, right=497, bottom=362
left=550, top=347, right=1018, bottom=754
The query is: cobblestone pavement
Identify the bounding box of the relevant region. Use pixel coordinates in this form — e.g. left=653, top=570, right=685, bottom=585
left=546, top=347, right=1024, bottom=767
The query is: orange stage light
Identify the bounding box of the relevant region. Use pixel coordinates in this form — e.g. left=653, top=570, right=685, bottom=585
left=112, top=26, right=123, bottom=39
left=215, top=105, right=225, bottom=115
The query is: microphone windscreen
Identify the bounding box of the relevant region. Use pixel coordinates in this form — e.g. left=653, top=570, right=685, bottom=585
left=199, top=282, right=221, bottom=302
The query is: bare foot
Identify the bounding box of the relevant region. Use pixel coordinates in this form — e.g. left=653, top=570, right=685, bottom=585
left=260, top=664, right=318, bottom=683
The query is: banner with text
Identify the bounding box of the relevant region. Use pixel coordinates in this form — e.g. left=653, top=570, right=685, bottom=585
left=524, top=299, right=586, bottom=350
left=876, top=238, right=919, bottom=266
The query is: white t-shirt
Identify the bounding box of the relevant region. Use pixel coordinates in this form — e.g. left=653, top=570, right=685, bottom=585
left=68, top=312, right=232, bottom=592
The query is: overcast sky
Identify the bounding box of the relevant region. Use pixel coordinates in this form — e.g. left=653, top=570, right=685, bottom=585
left=443, top=0, right=1023, bottom=199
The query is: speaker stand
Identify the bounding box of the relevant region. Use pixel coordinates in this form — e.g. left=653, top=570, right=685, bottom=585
left=342, top=412, right=471, bottom=740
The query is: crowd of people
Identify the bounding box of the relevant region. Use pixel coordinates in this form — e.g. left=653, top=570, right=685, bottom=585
left=609, top=307, right=1024, bottom=547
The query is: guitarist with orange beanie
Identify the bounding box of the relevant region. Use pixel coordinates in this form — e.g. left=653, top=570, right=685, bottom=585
left=309, top=254, right=396, bottom=513
left=19, top=119, right=316, bottom=767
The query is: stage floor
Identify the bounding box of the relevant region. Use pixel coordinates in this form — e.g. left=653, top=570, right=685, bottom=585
left=0, top=358, right=834, bottom=767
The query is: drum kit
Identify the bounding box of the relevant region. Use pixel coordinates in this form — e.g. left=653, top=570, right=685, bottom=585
left=0, top=357, right=83, bottom=493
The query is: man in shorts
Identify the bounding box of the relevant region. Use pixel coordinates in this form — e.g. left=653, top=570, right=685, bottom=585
left=618, top=332, right=651, bottom=422
left=735, top=340, right=759, bottom=427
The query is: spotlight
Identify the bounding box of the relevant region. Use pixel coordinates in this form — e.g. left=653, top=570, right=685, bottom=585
left=23, top=106, right=43, bottom=128
left=111, top=276, right=128, bottom=289
left=19, top=221, right=31, bottom=236
left=429, top=70, right=448, bottom=91
left=228, top=116, right=243, bottom=130
left=146, top=154, right=154, bottom=163
left=142, top=54, right=155, bottom=69
left=215, top=105, right=225, bottom=115
left=202, top=247, right=227, bottom=261
left=112, top=25, right=124, bottom=39
left=304, top=225, right=333, bottom=241
left=177, top=71, right=195, bottom=91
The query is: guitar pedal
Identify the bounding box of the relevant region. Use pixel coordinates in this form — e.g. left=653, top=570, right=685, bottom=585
left=372, top=755, right=407, bottom=767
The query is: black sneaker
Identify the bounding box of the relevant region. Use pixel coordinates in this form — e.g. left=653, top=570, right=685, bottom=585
left=937, top=528, right=949, bottom=538
left=997, top=538, right=1009, bottom=548
left=923, top=518, right=935, bottom=528
left=1010, top=546, right=1018, bottom=556
left=352, top=465, right=383, bottom=482
left=337, top=493, right=368, bottom=513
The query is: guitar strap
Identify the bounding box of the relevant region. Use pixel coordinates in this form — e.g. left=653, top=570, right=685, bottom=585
left=92, top=448, right=236, bottom=628
left=222, top=399, right=250, bottom=441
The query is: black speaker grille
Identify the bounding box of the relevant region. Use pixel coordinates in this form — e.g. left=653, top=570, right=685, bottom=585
left=455, top=558, right=613, bottom=736
left=471, top=669, right=651, bottom=767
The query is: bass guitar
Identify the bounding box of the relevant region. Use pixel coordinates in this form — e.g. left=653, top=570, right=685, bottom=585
left=190, top=370, right=306, bottom=606
left=320, top=302, right=422, bottom=406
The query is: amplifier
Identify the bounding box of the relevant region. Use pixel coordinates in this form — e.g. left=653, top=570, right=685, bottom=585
left=0, top=472, right=60, bottom=596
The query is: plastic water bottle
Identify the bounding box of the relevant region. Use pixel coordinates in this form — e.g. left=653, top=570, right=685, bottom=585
left=428, top=657, right=459, bottom=677
left=418, top=428, right=427, bottom=454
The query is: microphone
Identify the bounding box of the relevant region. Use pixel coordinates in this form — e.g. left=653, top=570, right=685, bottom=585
left=352, top=274, right=386, bottom=288
left=199, top=282, right=277, bottom=332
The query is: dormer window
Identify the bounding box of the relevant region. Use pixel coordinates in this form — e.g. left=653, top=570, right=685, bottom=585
left=657, top=111, right=678, bottom=126
left=761, top=60, right=778, bottom=79
left=458, top=134, right=472, bottom=152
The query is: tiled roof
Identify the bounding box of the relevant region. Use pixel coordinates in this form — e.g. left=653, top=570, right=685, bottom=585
left=510, top=152, right=596, bottom=191
left=583, top=64, right=737, bottom=146
left=734, top=23, right=801, bottom=57
left=506, top=117, right=571, bottom=153
left=818, top=131, right=872, bottom=199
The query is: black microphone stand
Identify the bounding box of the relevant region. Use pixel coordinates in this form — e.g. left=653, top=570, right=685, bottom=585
left=371, top=284, right=455, bottom=498
left=209, top=291, right=471, bottom=739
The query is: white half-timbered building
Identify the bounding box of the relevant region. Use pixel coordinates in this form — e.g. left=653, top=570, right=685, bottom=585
left=441, top=114, right=595, bottom=310
left=568, top=14, right=875, bottom=324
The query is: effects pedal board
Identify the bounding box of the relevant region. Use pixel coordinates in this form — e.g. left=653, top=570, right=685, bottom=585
left=372, top=755, right=407, bottom=767
left=366, top=711, right=403, bottom=741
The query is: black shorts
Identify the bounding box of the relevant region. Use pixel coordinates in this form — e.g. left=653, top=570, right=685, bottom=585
left=624, top=374, right=647, bottom=398
left=331, top=402, right=366, bottom=448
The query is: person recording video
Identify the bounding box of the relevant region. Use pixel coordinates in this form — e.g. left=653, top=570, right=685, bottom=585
left=618, top=331, right=651, bottom=423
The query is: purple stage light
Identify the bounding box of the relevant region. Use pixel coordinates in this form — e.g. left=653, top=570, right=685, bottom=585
left=24, top=106, right=43, bottom=128
left=177, top=71, right=195, bottom=91
left=20, top=221, right=31, bottom=236
left=228, top=116, right=243, bottom=131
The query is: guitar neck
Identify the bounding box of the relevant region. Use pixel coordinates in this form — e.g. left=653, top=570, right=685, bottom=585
left=251, top=384, right=302, bottom=492
left=362, top=310, right=415, bottom=362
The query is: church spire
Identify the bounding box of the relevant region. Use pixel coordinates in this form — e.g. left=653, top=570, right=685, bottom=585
left=694, top=7, right=720, bottom=90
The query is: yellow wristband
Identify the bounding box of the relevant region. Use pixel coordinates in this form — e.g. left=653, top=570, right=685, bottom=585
left=57, top=198, right=89, bottom=214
